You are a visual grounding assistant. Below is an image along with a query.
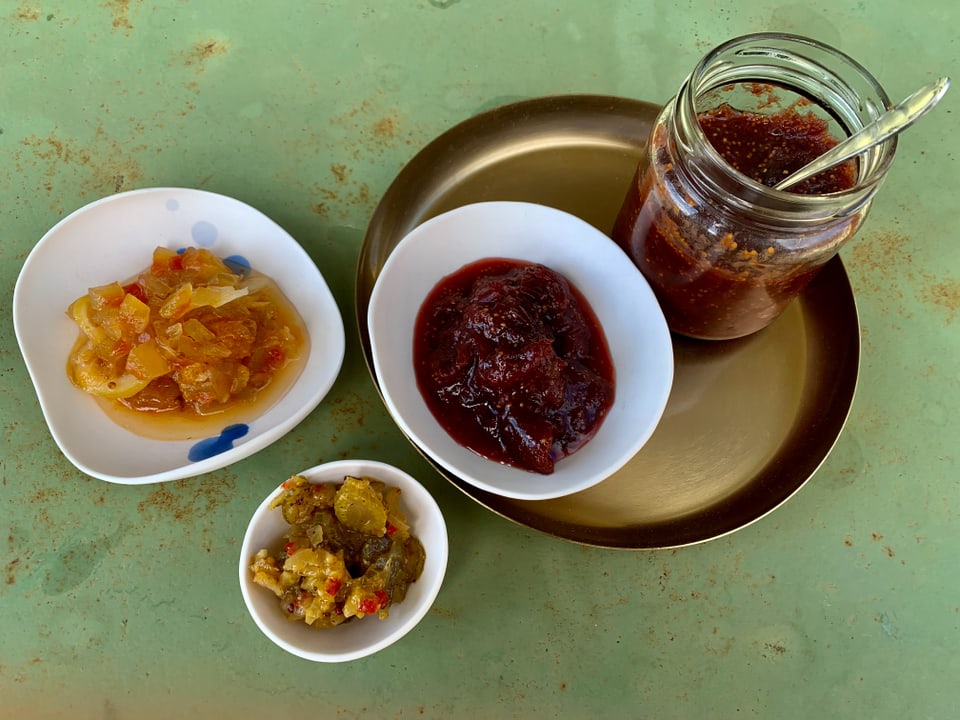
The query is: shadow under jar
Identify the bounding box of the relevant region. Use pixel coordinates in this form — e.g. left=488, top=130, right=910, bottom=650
left=612, top=33, right=897, bottom=340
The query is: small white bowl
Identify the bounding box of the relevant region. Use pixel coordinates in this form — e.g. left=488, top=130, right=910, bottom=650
left=368, top=201, right=674, bottom=501
left=12, top=188, right=345, bottom=484
left=238, top=459, right=448, bottom=663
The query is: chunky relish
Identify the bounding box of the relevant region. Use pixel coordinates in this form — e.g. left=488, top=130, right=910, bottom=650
left=249, top=474, right=426, bottom=628
left=413, top=259, right=615, bottom=474
left=65, top=246, right=307, bottom=435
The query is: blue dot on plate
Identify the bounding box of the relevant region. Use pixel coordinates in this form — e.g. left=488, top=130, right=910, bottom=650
left=188, top=424, right=249, bottom=462
left=223, top=254, right=252, bottom=276
left=166, top=198, right=180, bottom=211
left=191, top=220, right=219, bottom=247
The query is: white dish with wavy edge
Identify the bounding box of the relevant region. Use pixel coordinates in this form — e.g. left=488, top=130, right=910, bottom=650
left=368, top=201, right=674, bottom=501
left=13, top=187, right=345, bottom=484
left=238, top=459, right=448, bottom=663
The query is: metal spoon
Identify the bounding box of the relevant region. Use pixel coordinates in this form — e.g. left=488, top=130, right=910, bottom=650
left=774, top=76, right=951, bottom=191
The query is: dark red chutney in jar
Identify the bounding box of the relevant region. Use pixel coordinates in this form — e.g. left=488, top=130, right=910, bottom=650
left=701, top=103, right=857, bottom=195
left=613, top=103, right=859, bottom=339
left=413, top=259, right=615, bottom=475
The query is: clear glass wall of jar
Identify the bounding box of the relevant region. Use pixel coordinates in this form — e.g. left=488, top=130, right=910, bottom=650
left=612, top=33, right=897, bottom=340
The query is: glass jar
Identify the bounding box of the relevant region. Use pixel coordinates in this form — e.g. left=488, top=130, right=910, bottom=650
left=612, top=33, right=897, bottom=340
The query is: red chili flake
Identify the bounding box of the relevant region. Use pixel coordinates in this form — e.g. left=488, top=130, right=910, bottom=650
left=122, top=282, right=148, bottom=303
left=324, top=578, right=342, bottom=596
left=358, top=597, right=379, bottom=615
left=284, top=542, right=297, bottom=556
left=267, top=347, right=286, bottom=367
left=386, top=523, right=397, bottom=536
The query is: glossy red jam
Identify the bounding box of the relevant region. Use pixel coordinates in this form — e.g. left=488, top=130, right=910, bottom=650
left=413, top=259, right=615, bottom=475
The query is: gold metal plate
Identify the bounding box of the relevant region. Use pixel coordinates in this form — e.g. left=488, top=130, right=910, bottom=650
left=356, top=94, right=860, bottom=549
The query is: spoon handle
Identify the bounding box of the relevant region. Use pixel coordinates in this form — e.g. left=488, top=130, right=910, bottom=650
left=774, top=76, right=951, bottom=191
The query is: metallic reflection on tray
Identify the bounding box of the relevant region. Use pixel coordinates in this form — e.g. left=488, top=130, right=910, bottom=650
left=356, top=94, right=859, bottom=549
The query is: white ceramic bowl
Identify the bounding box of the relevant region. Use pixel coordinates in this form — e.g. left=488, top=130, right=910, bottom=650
left=368, top=201, right=674, bottom=501
left=238, top=459, right=448, bottom=663
left=12, top=187, right=345, bottom=484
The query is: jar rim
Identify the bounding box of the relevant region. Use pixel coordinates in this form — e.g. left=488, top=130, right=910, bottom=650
left=678, top=32, right=897, bottom=215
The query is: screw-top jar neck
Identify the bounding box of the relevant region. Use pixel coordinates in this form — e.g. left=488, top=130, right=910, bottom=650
left=669, top=32, right=897, bottom=222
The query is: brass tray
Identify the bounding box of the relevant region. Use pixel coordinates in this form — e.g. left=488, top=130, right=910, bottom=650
left=356, top=94, right=860, bottom=549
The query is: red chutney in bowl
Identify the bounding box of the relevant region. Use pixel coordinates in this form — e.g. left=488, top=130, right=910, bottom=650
left=413, top=259, right=615, bottom=475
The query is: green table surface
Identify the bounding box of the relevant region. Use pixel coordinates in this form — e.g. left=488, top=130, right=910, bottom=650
left=2, top=2, right=958, bottom=718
